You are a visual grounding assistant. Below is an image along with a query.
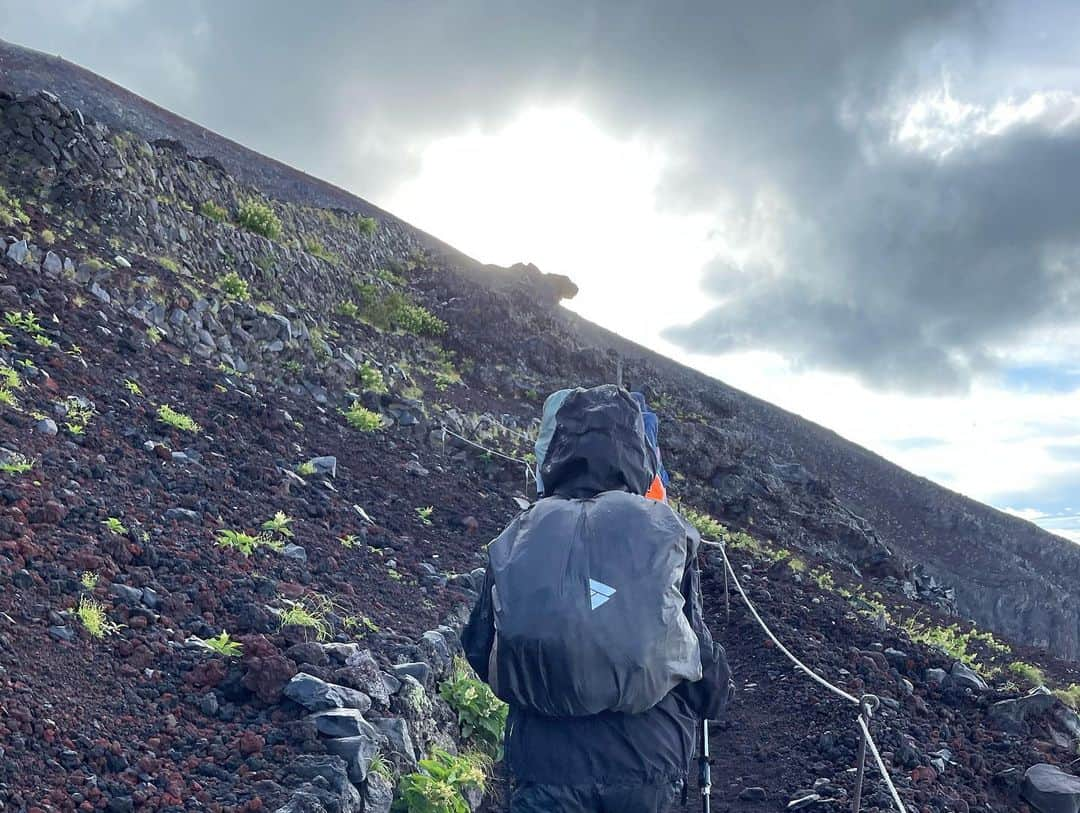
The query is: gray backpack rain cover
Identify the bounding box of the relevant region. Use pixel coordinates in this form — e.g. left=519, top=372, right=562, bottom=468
left=487, top=386, right=701, bottom=716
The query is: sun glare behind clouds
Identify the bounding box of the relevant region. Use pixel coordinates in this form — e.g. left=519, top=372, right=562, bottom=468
left=387, top=106, right=718, bottom=339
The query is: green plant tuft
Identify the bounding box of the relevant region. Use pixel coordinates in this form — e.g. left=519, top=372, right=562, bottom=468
left=342, top=402, right=384, bottom=432
left=77, top=596, right=122, bottom=638
left=395, top=749, right=489, bottom=813
left=216, top=528, right=281, bottom=556
left=199, top=200, right=229, bottom=223
left=357, top=215, right=378, bottom=236
left=682, top=508, right=727, bottom=540
left=440, top=659, right=508, bottom=759
left=261, top=511, right=294, bottom=538
left=200, top=631, right=243, bottom=657
left=279, top=595, right=334, bottom=641
left=216, top=271, right=250, bottom=302
left=0, top=452, right=34, bottom=474
left=236, top=198, right=282, bottom=239
left=303, top=237, right=341, bottom=264
left=357, top=362, right=387, bottom=393
left=157, top=404, right=201, bottom=433
left=1054, top=683, right=1080, bottom=709
left=102, top=517, right=128, bottom=536
left=1009, top=661, right=1048, bottom=687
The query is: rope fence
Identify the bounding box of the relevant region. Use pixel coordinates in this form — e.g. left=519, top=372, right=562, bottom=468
left=703, top=538, right=909, bottom=813
left=437, top=424, right=536, bottom=495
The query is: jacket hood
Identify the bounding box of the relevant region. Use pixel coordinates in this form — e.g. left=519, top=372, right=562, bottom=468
left=539, top=385, right=656, bottom=498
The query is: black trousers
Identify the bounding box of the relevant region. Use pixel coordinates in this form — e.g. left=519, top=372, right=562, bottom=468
left=509, top=778, right=683, bottom=813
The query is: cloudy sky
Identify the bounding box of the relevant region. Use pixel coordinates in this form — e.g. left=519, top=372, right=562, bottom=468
left=6, top=1, right=1080, bottom=542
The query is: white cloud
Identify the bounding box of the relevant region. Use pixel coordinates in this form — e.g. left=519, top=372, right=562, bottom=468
left=893, top=85, right=1080, bottom=158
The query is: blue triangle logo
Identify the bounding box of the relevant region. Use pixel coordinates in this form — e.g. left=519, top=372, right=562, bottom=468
left=589, top=579, right=616, bottom=610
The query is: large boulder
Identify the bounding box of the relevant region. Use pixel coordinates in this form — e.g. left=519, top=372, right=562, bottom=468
left=988, top=687, right=1057, bottom=734
left=308, top=708, right=378, bottom=739
left=362, top=772, right=393, bottom=813
left=1022, top=763, right=1080, bottom=813
left=945, top=661, right=988, bottom=693
left=284, top=674, right=371, bottom=712
left=323, top=730, right=381, bottom=784
left=282, top=755, right=362, bottom=813
left=371, top=717, right=417, bottom=773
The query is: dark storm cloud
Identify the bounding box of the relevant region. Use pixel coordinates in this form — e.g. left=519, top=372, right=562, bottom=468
left=5, top=0, right=1079, bottom=392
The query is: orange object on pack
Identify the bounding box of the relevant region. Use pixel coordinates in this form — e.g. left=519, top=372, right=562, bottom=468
left=645, top=474, right=667, bottom=502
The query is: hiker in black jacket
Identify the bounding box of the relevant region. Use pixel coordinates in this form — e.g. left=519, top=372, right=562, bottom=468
left=462, top=385, right=733, bottom=813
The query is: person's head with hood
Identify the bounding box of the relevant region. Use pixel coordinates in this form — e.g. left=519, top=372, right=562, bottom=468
left=538, top=384, right=657, bottom=499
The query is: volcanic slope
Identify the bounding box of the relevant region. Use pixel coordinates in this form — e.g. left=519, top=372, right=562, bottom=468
left=3, top=37, right=1079, bottom=661
left=0, top=78, right=1078, bottom=812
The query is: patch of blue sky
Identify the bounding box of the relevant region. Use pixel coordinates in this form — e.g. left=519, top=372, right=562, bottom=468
left=1001, top=364, right=1080, bottom=394
left=891, top=436, right=947, bottom=451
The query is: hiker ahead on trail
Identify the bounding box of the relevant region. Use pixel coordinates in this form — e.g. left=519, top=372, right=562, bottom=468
left=463, top=385, right=733, bottom=813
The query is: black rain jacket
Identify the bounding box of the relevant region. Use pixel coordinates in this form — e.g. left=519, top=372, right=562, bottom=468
left=461, top=385, right=733, bottom=786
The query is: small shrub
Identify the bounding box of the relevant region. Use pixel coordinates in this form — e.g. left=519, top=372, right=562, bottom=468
left=40, top=228, right=57, bottom=246
left=80, top=571, right=99, bottom=590
left=216, top=529, right=281, bottom=556
left=357, top=215, right=378, bottom=236
left=156, top=256, right=181, bottom=274
left=4, top=311, right=44, bottom=335
left=342, top=402, right=383, bottom=432
left=369, top=752, right=393, bottom=781
left=77, top=596, right=122, bottom=638
left=339, top=534, right=358, bottom=548
left=145, top=325, right=163, bottom=345
left=396, top=300, right=447, bottom=337
left=302, top=237, right=341, bottom=264
left=0, top=329, right=11, bottom=349
left=338, top=300, right=361, bottom=319
left=342, top=613, right=379, bottom=635
left=296, top=461, right=317, bottom=476
left=0, top=452, right=34, bottom=475
left=397, top=749, right=488, bottom=813
left=0, top=362, right=20, bottom=391
left=440, top=659, right=508, bottom=759
left=1009, top=661, right=1047, bottom=687
left=811, top=567, right=836, bottom=592
left=200, top=631, right=243, bottom=657
left=682, top=508, right=727, bottom=540
left=416, top=506, right=434, bottom=526
left=1054, top=683, right=1080, bottom=709
left=102, top=517, right=128, bottom=536
left=124, top=379, right=143, bottom=396
left=901, top=617, right=1009, bottom=670
left=199, top=200, right=229, bottom=223
left=353, top=288, right=447, bottom=336
left=0, top=185, right=29, bottom=228
left=157, top=404, right=201, bottom=433
left=279, top=596, right=333, bottom=641
left=236, top=198, right=282, bottom=239
left=62, top=397, right=95, bottom=432
left=216, top=271, right=250, bottom=302
left=0, top=388, right=19, bottom=411
left=262, top=511, right=294, bottom=539
left=357, top=362, right=386, bottom=392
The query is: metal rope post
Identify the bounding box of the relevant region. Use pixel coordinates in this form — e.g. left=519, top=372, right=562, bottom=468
left=698, top=538, right=909, bottom=813
left=700, top=719, right=712, bottom=813
left=852, top=695, right=879, bottom=812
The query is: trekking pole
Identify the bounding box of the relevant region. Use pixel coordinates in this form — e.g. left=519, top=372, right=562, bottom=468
left=699, top=719, right=711, bottom=813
